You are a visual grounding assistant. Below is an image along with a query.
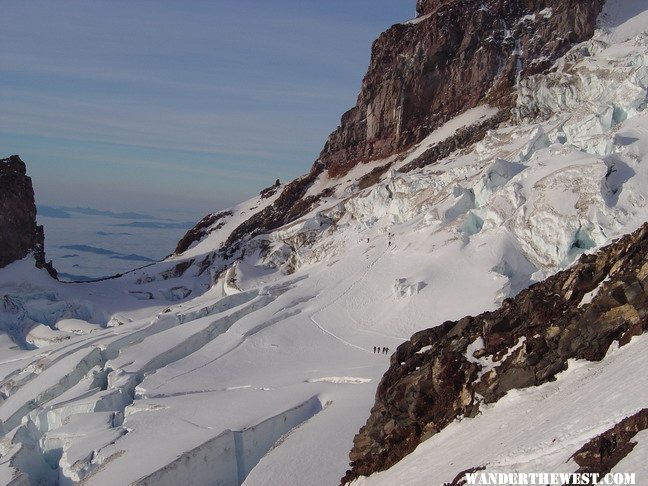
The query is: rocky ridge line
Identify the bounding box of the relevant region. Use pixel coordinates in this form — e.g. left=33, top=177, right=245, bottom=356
left=342, top=222, right=648, bottom=483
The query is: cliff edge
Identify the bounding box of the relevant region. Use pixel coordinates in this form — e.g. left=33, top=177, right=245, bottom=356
left=0, top=155, right=56, bottom=277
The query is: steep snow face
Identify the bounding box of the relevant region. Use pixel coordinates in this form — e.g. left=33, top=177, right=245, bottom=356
left=0, top=6, right=646, bottom=486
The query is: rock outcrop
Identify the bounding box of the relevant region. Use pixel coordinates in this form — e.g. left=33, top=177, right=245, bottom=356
left=174, top=210, right=233, bottom=255
left=0, top=156, right=56, bottom=277
left=222, top=174, right=320, bottom=255
left=342, top=223, right=648, bottom=483
left=571, top=409, right=648, bottom=477
left=315, top=0, right=605, bottom=178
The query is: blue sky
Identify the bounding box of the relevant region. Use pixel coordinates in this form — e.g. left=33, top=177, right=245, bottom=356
left=1, top=1, right=413, bottom=219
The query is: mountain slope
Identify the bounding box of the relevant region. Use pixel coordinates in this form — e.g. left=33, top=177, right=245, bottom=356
left=344, top=222, right=648, bottom=483
left=316, top=0, right=604, bottom=178
left=0, top=1, right=646, bottom=485
left=173, top=0, right=606, bottom=266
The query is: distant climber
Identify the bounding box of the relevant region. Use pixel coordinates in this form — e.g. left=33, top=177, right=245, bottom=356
left=373, top=346, right=377, bottom=353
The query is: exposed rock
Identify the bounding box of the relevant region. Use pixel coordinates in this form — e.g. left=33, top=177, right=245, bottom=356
left=174, top=210, right=233, bottom=255
left=571, top=409, right=648, bottom=478
left=173, top=0, right=605, bottom=263
left=0, top=156, right=56, bottom=277
left=316, top=0, right=605, bottom=179
left=222, top=174, right=321, bottom=256
left=342, top=223, right=648, bottom=483
left=171, top=178, right=336, bottom=277
left=400, top=111, right=509, bottom=173
left=260, top=179, right=281, bottom=199
left=160, top=260, right=195, bottom=280
left=357, top=163, right=393, bottom=191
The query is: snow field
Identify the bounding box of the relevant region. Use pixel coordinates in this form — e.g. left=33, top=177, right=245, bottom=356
left=0, top=5, right=646, bottom=484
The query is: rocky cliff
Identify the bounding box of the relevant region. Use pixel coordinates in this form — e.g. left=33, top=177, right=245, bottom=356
left=342, top=222, right=648, bottom=483
left=175, top=0, right=606, bottom=260
left=315, top=0, right=605, bottom=178
left=0, top=155, right=56, bottom=277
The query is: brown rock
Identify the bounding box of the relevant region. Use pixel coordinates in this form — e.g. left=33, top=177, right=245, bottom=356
left=0, top=156, right=56, bottom=277
left=342, top=224, right=648, bottom=484
left=174, top=210, right=232, bottom=255
left=571, top=409, right=648, bottom=478
left=317, top=0, right=605, bottom=179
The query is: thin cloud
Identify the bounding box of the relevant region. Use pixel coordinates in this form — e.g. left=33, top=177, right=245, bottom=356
left=0, top=94, right=322, bottom=160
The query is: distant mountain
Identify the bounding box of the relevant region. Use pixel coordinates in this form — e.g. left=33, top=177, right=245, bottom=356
left=36, top=206, right=71, bottom=218
left=60, top=244, right=120, bottom=256
left=38, top=205, right=161, bottom=220
left=114, top=221, right=194, bottom=229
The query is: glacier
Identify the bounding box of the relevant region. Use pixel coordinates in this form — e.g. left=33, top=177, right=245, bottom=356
left=0, top=2, right=647, bottom=485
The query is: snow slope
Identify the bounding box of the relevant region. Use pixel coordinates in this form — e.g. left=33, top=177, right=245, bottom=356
left=355, top=335, right=648, bottom=486
left=0, top=3, right=647, bottom=484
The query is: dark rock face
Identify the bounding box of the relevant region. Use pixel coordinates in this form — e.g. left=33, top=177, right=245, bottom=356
left=260, top=179, right=281, bottom=199
left=0, top=156, right=56, bottom=277
left=222, top=174, right=320, bottom=255
left=571, top=409, right=648, bottom=478
left=316, top=0, right=605, bottom=178
left=400, top=110, right=509, bottom=173
left=172, top=174, right=328, bottom=276
left=342, top=223, right=648, bottom=483
left=174, top=210, right=233, bottom=255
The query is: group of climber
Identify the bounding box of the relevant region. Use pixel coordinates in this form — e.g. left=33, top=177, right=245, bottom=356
left=373, top=346, right=389, bottom=354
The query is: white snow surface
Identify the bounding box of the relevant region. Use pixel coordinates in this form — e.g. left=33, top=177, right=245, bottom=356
left=0, top=6, right=647, bottom=485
